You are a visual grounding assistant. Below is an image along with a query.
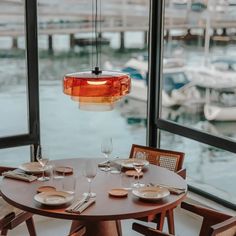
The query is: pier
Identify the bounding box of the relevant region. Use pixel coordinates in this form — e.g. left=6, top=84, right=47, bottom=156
left=1, top=0, right=236, bottom=51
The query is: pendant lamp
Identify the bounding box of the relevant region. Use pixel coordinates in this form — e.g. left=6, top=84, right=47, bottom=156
left=63, top=0, right=131, bottom=111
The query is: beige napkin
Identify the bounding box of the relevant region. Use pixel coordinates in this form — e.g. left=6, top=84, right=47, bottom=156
left=149, top=183, right=186, bottom=195
left=167, top=187, right=186, bottom=195
left=2, top=170, right=37, bottom=182
left=65, top=198, right=95, bottom=214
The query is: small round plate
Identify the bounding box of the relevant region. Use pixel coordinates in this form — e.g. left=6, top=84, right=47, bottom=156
left=108, top=188, right=128, bottom=197
left=55, top=167, right=73, bottom=175
left=37, top=186, right=56, bottom=193
left=132, top=186, right=170, bottom=201
left=125, top=170, right=143, bottom=178
left=120, top=159, right=149, bottom=169
left=34, top=191, right=74, bottom=206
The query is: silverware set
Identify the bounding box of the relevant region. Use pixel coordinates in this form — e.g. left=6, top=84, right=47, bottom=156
left=66, top=195, right=90, bottom=213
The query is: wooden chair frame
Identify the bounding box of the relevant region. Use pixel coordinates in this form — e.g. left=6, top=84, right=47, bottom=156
left=0, top=166, right=36, bottom=236
left=129, top=144, right=186, bottom=234
left=132, top=202, right=236, bottom=236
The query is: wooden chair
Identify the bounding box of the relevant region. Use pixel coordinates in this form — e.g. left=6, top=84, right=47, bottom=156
left=132, top=202, right=236, bottom=236
left=129, top=144, right=186, bottom=179
left=129, top=144, right=186, bottom=234
left=0, top=166, right=37, bottom=236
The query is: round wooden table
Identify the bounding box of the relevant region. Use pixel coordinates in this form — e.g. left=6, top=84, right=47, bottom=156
left=0, top=158, right=187, bottom=236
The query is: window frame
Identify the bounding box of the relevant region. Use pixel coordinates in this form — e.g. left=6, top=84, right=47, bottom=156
left=147, top=0, right=236, bottom=210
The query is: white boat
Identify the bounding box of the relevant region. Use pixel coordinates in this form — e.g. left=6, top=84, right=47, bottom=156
left=203, top=90, right=236, bottom=121
left=204, top=103, right=236, bottom=121
left=122, top=57, right=201, bottom=107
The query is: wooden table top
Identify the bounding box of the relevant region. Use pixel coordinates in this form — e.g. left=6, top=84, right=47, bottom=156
left=0, top=158, right=187, bottom=222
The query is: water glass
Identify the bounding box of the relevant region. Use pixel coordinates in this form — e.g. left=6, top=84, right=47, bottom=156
left=62, top=176, right=76, bottom=195
left=83, top=160, right=97, bottom=198
left=110, top=157, right=121, bottom=174
left=101, top=137, right=113, bottom=171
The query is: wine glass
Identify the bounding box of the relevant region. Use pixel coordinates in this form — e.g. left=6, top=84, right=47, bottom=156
left=132, top=151, right=147, bottom=188
left=83, top=160, right=97, bottom=198
left=36, top=145, right=50, bottom=182
left=101, top=137, right=113, bottom=171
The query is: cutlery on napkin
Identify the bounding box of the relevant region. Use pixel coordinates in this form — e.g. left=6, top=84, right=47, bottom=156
left=148, top=183, right=186, bottom=195
left=65, top=197, right=95, bottom=214
left=2, top=170, right=37, bottom=182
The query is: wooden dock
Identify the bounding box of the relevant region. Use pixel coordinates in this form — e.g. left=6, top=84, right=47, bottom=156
left=1, top=0, right=236, bottom=51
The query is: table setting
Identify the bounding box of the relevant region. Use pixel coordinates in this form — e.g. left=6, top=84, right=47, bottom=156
left=1, top=156, right=188, bottom=236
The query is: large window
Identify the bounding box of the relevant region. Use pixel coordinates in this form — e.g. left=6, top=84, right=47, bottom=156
left=37, top=0, right=149, bottom=159
left=147, top=0, right=236, bottom=209
left=0, top=0, right=40, bottom=163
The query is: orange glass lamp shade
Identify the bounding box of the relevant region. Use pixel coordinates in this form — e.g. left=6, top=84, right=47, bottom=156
left=63, top=70, right=131, bottom=111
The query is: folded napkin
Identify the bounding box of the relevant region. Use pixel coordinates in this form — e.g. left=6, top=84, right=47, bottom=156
left=65, top=197, right=95, bottom=214
left=148, top=183, right=186, bottom=195
left=2, top=170, right=37, bottom=182
left=166, top=187, right=186, bottom=195
left=98, top=160, right=110, bottom=168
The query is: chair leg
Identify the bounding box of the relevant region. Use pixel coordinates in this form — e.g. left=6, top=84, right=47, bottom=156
left=69, top=221, right=85, bottom=236
left=26, top=217, right=37, bottom=236
left=115, top=220, right=122, bottom=236
left=1, top=228, right=8, bottom=236
left=166, top=209, right=175, bottom=235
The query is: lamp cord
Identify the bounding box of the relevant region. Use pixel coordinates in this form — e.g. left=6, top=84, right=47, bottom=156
left=92, top=0, right=102, bottom=75
left=95, top=0, right=98, bottom=68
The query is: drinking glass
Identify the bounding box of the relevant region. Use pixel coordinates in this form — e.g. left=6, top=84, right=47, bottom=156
left=101, top=137, right=113, bottom=171
left=132, top=151, right=147, bottom=188
left=36, top=145, right=50, bottom=181
left=83, top=160, right=97, bottom=198
left=62, top=176, right=76, bottom=195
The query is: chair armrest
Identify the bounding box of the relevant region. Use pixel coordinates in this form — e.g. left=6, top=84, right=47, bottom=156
left=176, top=168, right=186, bottom=179
left=181, top=202, right=232, bottom=222
left=132, top=223, right=173, bottom=236
left=211, top=216, right=236, bottom=236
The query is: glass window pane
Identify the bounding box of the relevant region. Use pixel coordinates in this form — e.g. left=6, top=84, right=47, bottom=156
left=0, top=146, right=30, bottom=167
left=0, top=1, right=28, bottom=137
left=160, top=130, right=236, bottom=205
left=37, top=1, right=149, bottom=159
left=162, top=0, right=236, bottom=142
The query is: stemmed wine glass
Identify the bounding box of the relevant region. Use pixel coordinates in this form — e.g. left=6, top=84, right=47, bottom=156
left=101, top=137, right=113, bottom=171
left=83, top=160, right=97, bottom=198
left=36, top=145, right=50, bottom=182
left=132, top=151, right=147, bottom=188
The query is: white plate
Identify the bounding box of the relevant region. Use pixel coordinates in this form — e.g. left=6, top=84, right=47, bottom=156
left=119, top=159, right=149, bottom=169
left=34, top=191, right=74, bottom=206
left=132, top=186, right=170, bottom=200
left=19, top=162, right=51, bottom=174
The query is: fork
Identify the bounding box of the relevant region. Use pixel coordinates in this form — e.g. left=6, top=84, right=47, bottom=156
left=72, top=195, right=90, bottom=211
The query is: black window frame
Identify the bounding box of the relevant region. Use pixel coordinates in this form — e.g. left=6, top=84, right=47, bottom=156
left=0, top=0, right=40, bottom=161
left=147, top=0, right=236, bottom=210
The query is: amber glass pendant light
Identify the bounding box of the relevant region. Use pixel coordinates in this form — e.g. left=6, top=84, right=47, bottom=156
left=63, top=0, right=131, bottom=111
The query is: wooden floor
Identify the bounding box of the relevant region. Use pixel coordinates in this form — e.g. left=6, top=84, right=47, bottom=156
left=8, top=207, right=201, bottom=236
